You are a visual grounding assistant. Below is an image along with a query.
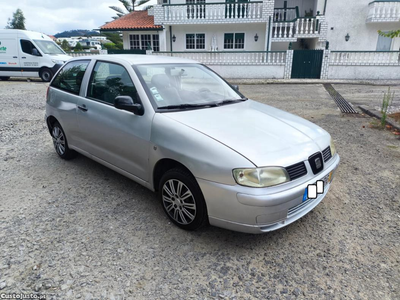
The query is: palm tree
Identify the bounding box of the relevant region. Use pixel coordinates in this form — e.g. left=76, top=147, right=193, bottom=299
left=110, top=0, right=151, bottom=19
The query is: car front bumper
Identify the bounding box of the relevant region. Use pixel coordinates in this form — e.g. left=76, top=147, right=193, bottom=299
left=197, top=154, right=340, bottom=234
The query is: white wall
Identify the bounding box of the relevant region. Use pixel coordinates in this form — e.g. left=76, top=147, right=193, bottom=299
left=328, top=65, right=400, bottom=80
left=169, top=24, right=267, bottom=51
left=209, top=65, right=285, bottom=79
left=325, top=0, right=400, bottom=51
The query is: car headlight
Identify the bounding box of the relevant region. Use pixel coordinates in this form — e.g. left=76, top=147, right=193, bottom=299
left=330, top=138, right=336, bottom=156
left=233, top=167, right=290, bottom=188
left=51, top=59, right=63, bottom=64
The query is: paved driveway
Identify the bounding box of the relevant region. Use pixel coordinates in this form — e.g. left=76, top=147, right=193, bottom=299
left=0, top=81, right=399, bottom=299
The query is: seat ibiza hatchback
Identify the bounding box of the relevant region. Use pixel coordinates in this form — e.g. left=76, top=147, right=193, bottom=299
left=45, top=55, right=340, bottom=234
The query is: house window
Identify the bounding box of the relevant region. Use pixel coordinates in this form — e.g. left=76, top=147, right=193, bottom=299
left=141, top=34, right=152, bottom=50
left=224, top=33, right=245, bottom=49
left=129, top=34, right=160, bottom=51
left=186, top=33, right=205, bottom=50
left=152, top=35, right=160, bottom=52
left=129, top=35, right=140, bottom=49
left=376, top=33, right=392, bottom=51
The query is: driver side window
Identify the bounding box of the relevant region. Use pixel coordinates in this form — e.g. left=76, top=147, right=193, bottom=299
left=20, top=39, right=39, bottom=55
left=87, top=61, right=138, bottom=105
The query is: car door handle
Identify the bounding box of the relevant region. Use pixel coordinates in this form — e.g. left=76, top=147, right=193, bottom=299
left=77, top=104, right=88, bottom=112
left=21, top=57, right=26, bottom=59
left=13, top=56, right=18, bottom=58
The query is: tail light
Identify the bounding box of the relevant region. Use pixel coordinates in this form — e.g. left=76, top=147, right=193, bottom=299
left=46, top=86, right=50, bottom=102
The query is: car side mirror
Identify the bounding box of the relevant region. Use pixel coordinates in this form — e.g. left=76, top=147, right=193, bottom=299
left=232, top=85, right=239, bottom=91
left=32, top=48, right=40, bottom=56
left=114, top=95, right=144, bottom=115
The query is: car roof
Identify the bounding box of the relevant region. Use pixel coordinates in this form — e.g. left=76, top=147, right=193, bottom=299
left=71, top=54, right=199, bottom=65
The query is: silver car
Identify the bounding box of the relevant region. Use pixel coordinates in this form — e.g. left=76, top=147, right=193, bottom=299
left=45, top=55, right=340, bottom=234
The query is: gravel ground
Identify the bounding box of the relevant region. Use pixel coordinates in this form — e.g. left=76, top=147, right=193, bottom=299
left=0, top=80, right=399, bottom=299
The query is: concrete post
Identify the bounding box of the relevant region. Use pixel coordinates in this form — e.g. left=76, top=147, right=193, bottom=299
left=320, top=49, right=331, bottom=80
left=284, top=50, right=294, bottom=79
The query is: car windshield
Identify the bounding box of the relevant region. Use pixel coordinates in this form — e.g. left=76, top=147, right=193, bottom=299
left=33, top=40, right=65, bottom=55
left=135, top=64, right=244, bottom=109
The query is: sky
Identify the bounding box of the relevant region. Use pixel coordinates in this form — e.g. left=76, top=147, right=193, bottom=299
left=0, top=0, right=157, bottom=35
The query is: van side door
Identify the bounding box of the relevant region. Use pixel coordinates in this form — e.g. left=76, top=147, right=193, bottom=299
left=19, top=39, right=41, bottom=77
left=0, top=37, right=21, bottom=77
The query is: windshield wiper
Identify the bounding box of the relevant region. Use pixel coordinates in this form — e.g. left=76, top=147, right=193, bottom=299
left=216, top=98, right=248, bottom=105
left=158, top=103, right=218, bottom=110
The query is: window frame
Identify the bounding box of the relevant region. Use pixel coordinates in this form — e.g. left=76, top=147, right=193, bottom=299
left=86, top=60, right=139, bottom=107
left=50, top=59, right=90, bottom=96
left=20, top=39, right=42, bottom=56
left=224, top=33, right=246, bottom=50
left=185, top=33, right=206, bottom=50
left=129, top=34, right=160, bottom=51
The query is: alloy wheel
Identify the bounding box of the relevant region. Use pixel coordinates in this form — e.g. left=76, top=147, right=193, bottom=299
left=52, top=126, right=66, bottom=156
left=162, top=179, right=197, bottom=225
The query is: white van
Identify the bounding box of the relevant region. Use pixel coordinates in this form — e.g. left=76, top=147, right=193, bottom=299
left=0, top=29, right=71, bottom=82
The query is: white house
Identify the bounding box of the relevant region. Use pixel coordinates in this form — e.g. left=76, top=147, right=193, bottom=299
left=98, top=0, right=400, bottom=79
left=100, top=0, right=400, bottom=52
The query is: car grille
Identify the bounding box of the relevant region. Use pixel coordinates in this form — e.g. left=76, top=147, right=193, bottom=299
left=288, top=197, right=318, bottom=217
left=286, top=162, right=307, bottom=181
left=308, top=152, right=324, bottom=175
left=322, top=146, right=332, bottom=162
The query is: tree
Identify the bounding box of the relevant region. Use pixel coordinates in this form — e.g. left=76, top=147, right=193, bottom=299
left=5, top=8, right=26, bottom=30
left=61, top=40, right=70, bottom=51
left=75, top=42, right=83, bottom=51
left=109, top=0, right=151, bottom=19
left=378, top=30, right=400, bottom=39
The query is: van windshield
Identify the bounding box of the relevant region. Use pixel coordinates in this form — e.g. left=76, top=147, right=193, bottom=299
left=34, top=40, right=65, bottom=55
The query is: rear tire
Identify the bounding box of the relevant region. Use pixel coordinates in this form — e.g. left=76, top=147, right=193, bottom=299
left=40, top=68, right=53, bottom=82
left=0, top=77, right=10, bottom=81
left=50, top=121, right=77, bottom=160
left=159, top=168, right=208, bottom=231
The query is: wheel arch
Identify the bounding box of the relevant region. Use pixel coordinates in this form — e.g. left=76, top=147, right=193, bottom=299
left=152, top=158, right=194, bottom=192
left=46, top=115, right=59, bottom=135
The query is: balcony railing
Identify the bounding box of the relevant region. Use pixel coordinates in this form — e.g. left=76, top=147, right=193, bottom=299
left=273, top=7, right=298, bottom=22
left=160, top=2, right=263, bottom=23
left=153, top=51, right=287, bottom=65
left=330, top=51, right=400, bottom=66
left=367, top=1, right=400, bottom=23
left=272, top=17, right=320, bottom=40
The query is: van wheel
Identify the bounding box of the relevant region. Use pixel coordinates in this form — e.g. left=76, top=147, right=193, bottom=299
left=159, top=168, right=208, bottom=231
left=50, top=121, right=77, bottom=160
left=40, top=68, right=53, bottom=82
left=0, top=77, right=10, bottom=81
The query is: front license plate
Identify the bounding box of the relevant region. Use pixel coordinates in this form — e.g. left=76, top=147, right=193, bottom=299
left=302, top=171, right=333, bottom=202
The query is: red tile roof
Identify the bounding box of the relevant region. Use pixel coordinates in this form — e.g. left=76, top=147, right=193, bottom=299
left=100, top=10, right=163, bottom=31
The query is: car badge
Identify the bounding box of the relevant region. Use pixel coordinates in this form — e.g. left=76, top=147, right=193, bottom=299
left=315, top=157, right=322, bottom=169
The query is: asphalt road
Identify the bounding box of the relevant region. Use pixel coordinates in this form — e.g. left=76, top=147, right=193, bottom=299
left=0, top=80, right=399, bottom=299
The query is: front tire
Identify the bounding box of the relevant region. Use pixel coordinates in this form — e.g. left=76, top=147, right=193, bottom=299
left=159, top=168, right=208, bottom=231
left=40, top=68, right=53, bottom=82
left=50, top=121, right=76, bottom=160
left=0, top=77, right=10, bottom=81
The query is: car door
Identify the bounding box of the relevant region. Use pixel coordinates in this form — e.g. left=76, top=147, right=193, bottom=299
left=49, top=59, right=91, bottom=146
left=19, top=39, right=41, bottom=77
left=0, top=37, right=21, bottom=77
left=75, top=60, right=152, bottom=182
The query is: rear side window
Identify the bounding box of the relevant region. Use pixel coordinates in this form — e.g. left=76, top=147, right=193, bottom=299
left=87, top=61, right=137, bottom=105
left=51, top=60, right=90, bottom=95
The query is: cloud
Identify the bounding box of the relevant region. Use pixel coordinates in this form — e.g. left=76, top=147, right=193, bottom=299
left=0, top=0, right=157, bottom=35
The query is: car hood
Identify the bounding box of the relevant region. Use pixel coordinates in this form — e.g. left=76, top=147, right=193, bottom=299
left=164, top=100, right=331, bottom=167
left=49, top=54, right=72, bottom=63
